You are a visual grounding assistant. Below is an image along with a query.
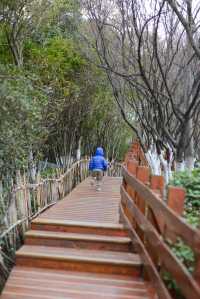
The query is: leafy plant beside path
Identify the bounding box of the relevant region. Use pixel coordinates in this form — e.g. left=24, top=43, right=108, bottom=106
left=164, top=169, right=200, bottom=298
left=170, top=169, right=200, bottom=228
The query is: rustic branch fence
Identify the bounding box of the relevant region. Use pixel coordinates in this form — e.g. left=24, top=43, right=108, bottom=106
left=107, top=162, right=122, bottom=177
left=0, top=159, right=89, bottom=288
left=121, top=142, right=200, bottom=299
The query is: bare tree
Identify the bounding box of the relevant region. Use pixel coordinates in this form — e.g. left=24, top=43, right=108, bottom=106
left=83, top=0, right=200, bottom=179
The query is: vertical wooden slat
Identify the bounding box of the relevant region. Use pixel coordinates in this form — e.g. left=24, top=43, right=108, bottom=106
left=167, top=186, right=185, bottom=216
left=135, top=166, right=150, bottom=241
left=149, top=175, right=165, bottom=234
left=127, top=160, right=138, bottom=199
left=136, top=166, right=150, bottom=214
left=150, top=175, right=164, bottom=198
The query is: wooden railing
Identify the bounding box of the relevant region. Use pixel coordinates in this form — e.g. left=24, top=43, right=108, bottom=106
left=107, top=162, right=122, bottom=177
left=0, top=159, right=89, bottom=287
left=125, top=141, right=148, bottom=166
left=120, top=143, right=200, bottom=299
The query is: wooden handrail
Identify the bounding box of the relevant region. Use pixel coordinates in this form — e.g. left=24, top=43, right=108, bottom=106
left=121, top=142, right=200, bottom=299
left=122, top=166, right=200, bottom=252
left=120, top=143, right=200, bottom=299
left=121, top=184, right=200, bottom=299
left=120, top=202, right=172, bottom=299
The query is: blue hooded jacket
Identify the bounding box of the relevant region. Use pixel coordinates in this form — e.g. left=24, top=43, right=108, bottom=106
left=89, top=147, right=108, bottom=171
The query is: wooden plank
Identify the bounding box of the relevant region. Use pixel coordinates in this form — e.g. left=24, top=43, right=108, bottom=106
left=25, top=230, right=131, bottom=251
left=16, top=245, right=141, bottom=265
left=1, top=291, right=149, bottom=299
left=1, top=265, right=150, bottom=299
left=149, top=176, right=165, bottom=234
left=34, top=177, right=121, bottom=224
left=25, top=231, right=130, bottom=243
left=10, top=267, right=145, bottom=285
left=167, top=186, right=185, bottom=215
left=150, top=176, right=164, bottom=195
left=31, top=219, right=128, bottom=237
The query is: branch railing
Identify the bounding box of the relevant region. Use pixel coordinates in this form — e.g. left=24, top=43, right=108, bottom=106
left=0, top=159, right=89, bottom=288
left=121, top=142, right=200, bottom=299
left=107, top=162, right=122, bottom=177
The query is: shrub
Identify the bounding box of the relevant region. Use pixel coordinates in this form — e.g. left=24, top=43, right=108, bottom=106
left=170, top=168, right=200, bottom=228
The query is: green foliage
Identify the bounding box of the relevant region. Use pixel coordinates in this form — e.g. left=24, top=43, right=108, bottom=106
left=28, top=37, right=85, bottom=76
left=162, top=271, right=185, bottom=299
left=170, top=169, right=200, bottom=228
left=0, top=25, right=13, bottom=64
left=165, top=170, right=200, bottom=297
left=163, top=238, right=195, bottom=298
left=169, top=239, right=195, bottom=272
left=0, top=65, right=48, bottom=174
left=0, top=0, right=131, bottom=178
left=25, top=37, right=86, bottom=108
left=40, top=167, right=61, bottom=179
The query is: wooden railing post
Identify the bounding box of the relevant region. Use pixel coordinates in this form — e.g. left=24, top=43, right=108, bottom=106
left=167, top=186, right=185, bottom=216
left=126, top=159, right=138, bottom=197
left=145, top=175, right=165, bottom=269
left=149, top=175, right=165, bottom=234
left=164, top=186, right=186, bottom=242
left=136, top=166, right=150, bottom=214
left=135, top=166, right=150, bottom=240
left=123, top=159, right=139, bottom=226
left=150, top=175, right=164, bottom=198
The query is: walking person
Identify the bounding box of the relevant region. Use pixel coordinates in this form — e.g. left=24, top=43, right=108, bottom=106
left=89, top=147, right=108, bottom=191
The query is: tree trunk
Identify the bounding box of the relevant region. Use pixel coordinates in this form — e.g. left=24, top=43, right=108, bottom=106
left=145, top=145, right=161, bottom=175
left=6, top=30, right=23, bottom=67
left=176, top=161, right=185, bottom=172
left=76, top=136, right=82, bottom=161
left=175, top=146, right=185, bottom=172
left=184, top=118, right=194, bottom=170
left=28, top=149, right=36, bottom=183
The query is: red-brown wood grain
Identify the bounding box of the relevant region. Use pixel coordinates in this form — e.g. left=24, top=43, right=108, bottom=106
left=0, top=177, right=154, bottom=299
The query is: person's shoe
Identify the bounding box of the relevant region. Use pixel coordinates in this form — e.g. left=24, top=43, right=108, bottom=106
left=96, top=186, right=101, bottom=191
left=90, top=180, right=94, bottom=186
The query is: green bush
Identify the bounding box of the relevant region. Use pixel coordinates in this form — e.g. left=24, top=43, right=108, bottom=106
left=170, top=168, right=200, bottom=228
left=40, top=167, right=61, bottom=179
left=164, top=169, right=200, bottom=298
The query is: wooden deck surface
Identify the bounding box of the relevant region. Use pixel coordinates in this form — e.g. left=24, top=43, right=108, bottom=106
left=36, top=177, right=122, bottom=223
left=0, top=176, right=154, bottom=299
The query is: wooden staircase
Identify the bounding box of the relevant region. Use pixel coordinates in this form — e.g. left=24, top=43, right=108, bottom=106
left=0, top=177, right=155, bottom=299
left=17, top=220, right=141, bottom=276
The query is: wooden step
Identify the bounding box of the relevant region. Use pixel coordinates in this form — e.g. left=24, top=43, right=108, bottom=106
left=16, top=245, right=142, bottom=276
left=31, top=218, right=128, bottom=237
left=25, top=230, right=132, bottom=252
left=1, top=267, right=151, bottom=299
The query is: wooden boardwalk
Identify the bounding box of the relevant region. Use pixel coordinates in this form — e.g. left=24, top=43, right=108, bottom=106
left=0, top=177, right=154, bottom=299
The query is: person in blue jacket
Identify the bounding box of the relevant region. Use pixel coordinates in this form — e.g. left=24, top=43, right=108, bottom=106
left=89, top=147, right=108, bottom=191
